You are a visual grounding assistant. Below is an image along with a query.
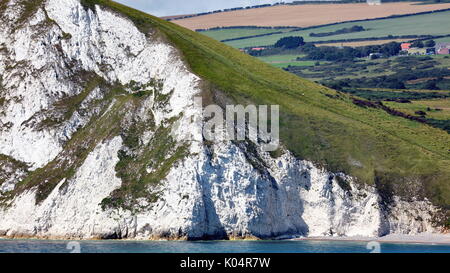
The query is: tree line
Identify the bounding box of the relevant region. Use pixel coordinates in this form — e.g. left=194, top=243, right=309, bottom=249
left=310, top=25, right=365, bottom=37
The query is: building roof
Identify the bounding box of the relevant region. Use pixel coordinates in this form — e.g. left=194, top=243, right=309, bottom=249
left=436, top=42, right=450, bottom=50
left=438, top=48, right=450, bottom=54
left=401, top=43, right=411, bottom=50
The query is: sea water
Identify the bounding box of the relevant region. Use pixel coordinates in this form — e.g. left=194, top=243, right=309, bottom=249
left=0, top=239, right=449, bottom=253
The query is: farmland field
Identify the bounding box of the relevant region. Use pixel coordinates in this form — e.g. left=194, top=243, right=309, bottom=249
left=255, top=54, right=327, bottom=68
left=284, top=57, right=398, bottom=81
left=283, top=55, right=450, bottom=98
left=435, top=37, right=450, bottom=43
left=384, top=98, right=450, bottom=120
left=359, top=88, right=450, bottom=94
left=198, top=27, right=296, bottom=41
left=218, top=10, right=450, bottom=48
left=316, top=39, right=410, bottom=47
left=172, top=2, right=450, bottom=30
left=176, top=2, right=450, bottom=136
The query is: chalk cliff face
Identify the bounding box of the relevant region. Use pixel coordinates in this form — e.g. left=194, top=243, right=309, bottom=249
left=0, top=0, right=443, bottom=239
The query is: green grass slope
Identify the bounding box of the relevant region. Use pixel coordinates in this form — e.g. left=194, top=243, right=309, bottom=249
left=82, top=1, right=449, bottom=223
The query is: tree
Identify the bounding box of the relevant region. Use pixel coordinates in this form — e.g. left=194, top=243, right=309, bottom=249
left=382, top=79, right=405, bottom=89
left=424, top=80, right=440, bottom=90
left=425, top=40, right=436, bottom=48
left=412, top=41, right=424, bottom=48
left=274, top=36, right=305, bottom=49
left=350, top=25, right=365, bottom=32
left=377, top=42, right=401, bottom=56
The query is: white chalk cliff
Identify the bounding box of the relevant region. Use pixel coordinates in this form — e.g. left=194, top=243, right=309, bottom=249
left=0, top=0, right=443, bottom=239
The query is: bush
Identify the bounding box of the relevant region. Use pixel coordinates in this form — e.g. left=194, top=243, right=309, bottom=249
left=300, top=42, right=401, bottom=62
left=412, top=40, right=425, bottom=48
left=274, top=36, right=305, bottom=49
left=424, top=80, right=440, bottom=90
left=310, top=25, right=365, bottom=37
left=425, top=40, right=436, bottom=48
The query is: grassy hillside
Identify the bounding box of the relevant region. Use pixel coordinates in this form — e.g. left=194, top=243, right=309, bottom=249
left=200, top=10, right=450, bottom=48
left=80, top=1, right=449, bottom=222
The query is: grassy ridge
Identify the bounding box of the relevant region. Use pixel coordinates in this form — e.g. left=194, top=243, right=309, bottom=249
left=83, top=2, right=449, bottom=216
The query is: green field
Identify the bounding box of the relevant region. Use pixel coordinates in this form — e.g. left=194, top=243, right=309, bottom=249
left=268, top=60, right=320, bottom=68
left=200, top=27, right=296, bottom=41
left=14, top=0, right=449, bottom=222
left=431, top=54, right=450, bottom=66
left=384, top=98, right=450, bottom=120
left=286, top=57, right=398, bottom=81
left=256, top=54, right=306, bottom=62
left=359, top=87, right=450, bottom=93
left=256, top=54, right=327, bottom=68
left=435, top=37, right=450, bottom=43
left=200, top=10, right=450, bottom=48
left=287, top=55, right=450, bottom=82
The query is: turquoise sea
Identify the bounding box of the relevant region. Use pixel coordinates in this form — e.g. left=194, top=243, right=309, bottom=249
left=1, top=239, right=449, bottom=253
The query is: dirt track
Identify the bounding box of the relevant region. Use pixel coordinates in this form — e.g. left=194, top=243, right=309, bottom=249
left=171, top=3, right=450, bottom=30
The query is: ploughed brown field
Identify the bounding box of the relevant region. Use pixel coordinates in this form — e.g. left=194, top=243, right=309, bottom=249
left=170, top=2, right=450, bottom=30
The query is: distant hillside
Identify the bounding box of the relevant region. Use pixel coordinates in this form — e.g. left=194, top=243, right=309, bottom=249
left=207, top=9, right=450, bottom=48
left=170, top=2, right=450, bottom=30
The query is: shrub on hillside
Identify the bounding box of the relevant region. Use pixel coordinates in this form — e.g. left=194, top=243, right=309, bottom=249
left=274, top=36, right=305, bottom=49
left=310, top=25, right=365, bottom=37
left=425, top=40, right=436, bottom=47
